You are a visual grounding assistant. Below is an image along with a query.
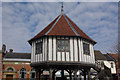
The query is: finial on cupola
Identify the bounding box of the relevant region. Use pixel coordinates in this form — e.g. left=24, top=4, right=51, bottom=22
left=61, top=2, right=64, bottom=14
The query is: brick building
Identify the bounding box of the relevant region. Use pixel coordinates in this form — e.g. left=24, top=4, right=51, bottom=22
left=108, top=54, right=120, bottom=80
left=1, top=45, right=36, bottom=80
left=0, top=50, right=2, bottom=80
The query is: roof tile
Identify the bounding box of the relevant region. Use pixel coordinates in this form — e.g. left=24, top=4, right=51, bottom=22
left=28, top=14, right=96, bottom=43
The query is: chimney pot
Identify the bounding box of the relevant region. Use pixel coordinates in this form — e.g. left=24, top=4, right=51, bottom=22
left=2, top=44, right=6, bottom=53
left=9, top=49, right=13, bottom=53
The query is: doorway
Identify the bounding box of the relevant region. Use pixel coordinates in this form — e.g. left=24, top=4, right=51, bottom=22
left=6, top=75, right=13, bottom=80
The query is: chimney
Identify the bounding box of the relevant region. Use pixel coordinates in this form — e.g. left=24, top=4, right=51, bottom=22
left=2, top=44, right=6, bottom=53
left=9, top=49, right=13, bottom=53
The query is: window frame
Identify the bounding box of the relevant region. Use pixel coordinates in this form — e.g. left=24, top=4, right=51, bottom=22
left=56, top=39, right=70, bottom=52
left=19, top=68, right=26, bottom=79
left=83, top=42, right=90, bottom=55
left=35, top=40, right=43, bottom=55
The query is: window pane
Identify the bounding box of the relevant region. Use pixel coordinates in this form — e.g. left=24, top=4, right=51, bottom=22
left=57, top=40, right=61, bottom=45
left=36, top=41, right=43, bottom=54
left=65, top=46, right=69, bottom=51
left=57, top=39, right=69, bottom=52
left=83, top=43, right=90, bottom=55
left=32, top=73, right=35, bottom=78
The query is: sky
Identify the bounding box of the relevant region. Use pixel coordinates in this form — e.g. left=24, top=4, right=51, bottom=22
left=2, top=2, right=118, bottom=53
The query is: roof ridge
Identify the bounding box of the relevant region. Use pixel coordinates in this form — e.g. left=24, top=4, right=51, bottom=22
left=63, top=14, right=79, bottom=36
left=45, top=15, right=62, bottom=35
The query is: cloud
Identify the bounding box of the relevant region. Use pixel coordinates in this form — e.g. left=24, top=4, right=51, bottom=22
left=0, top=1, right=2, bottom=50
left=1, top=0, right=120, bottom=2
left=2, top=2, right=118, bottom=53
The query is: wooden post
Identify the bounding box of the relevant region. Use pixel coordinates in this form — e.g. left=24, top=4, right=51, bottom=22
left=49, top=68, right=53, bottom=80
left=52, top=70, right=55, bottom=80
left=87, top=69, right=91, bottom=80
left=39, top=71, right=41, bottom=80
left=74, top=69, right=77, bottom=80
left=36, top=70, right=39, bottom=80
left=61, top=69, right=64, bottom=80
left=38, top=69, right=44, bottom=80
left=38, top=70, right=42, bottom=80
left=83, top=70, right=86, bottom=80
left=79, top=71, right=82, bottom=80
left=69, top=70, right=72, bottom=80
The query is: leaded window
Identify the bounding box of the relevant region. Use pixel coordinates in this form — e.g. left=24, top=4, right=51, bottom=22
left=19, top=68, right=26, bottom=80
left=57, top=39, right=69, bottom=52
left=36, top=41, right=43, bottom=54
left=83, top=43, right=90, bottom=55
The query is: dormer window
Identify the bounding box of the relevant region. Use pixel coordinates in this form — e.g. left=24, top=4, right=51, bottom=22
left=57, top=39, right=69, bottom=52
left=83, top=43, right=90, bottom=55
left=36, top=40, right=43, bottom=54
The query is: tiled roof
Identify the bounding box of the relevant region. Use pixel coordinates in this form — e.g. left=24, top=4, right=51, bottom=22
left=4, top=52, right=31, bottom=59
left=103, top=54, right=115, bottom=61
left=94, top=50, right=107, bottom=60
left=28, top=14, right=96, bottom=44
left=108, top=54, right=120, bottom=61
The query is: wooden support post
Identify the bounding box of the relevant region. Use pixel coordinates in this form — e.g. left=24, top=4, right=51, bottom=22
left=84, top=70, right=86, bottom=80
left=49, top=68, right=53, bottom=80
left=61, top=69, right=64, bottom=80
left=39, top=71, right=41, bottom=80
left=74, top=69, right=77, bottom=80
left=38, top=69, right=44, bottom=80
left=36, top=70, right=39, bottom=80
left=52, top=70, right=55, bottom=80
left=79, top=71, right=82, bottom=80
left=69, top=70, right=72, bottom=80
left=88, top=69, right=91, bottom=80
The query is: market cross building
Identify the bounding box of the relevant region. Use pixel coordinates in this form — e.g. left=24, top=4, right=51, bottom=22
left=28, top=5, right=98, bottom=80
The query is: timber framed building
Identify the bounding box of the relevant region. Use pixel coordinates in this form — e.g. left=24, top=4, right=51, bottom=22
left=28, top=5, right=98, bottom=80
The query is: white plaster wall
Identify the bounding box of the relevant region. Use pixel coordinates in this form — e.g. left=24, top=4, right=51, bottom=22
left=31, top=37, right=95, bottom=64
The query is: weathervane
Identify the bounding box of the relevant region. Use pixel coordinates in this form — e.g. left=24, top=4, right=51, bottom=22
left=61, top=2, right=63, bottom=14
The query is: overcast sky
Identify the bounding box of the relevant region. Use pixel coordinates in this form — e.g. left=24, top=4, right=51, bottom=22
left=2, top=2, right=118, bottom=53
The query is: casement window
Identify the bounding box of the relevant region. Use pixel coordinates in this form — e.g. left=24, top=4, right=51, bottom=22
left=36, top=40, right=43, bottom=54
left=57, top=39, right=70, bottom=52
left=19, top=68, right=26, bottom=79
left=83, top=43, right=90, bottom=55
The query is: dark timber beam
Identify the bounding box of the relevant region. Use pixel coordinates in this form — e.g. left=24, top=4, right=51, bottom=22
left=52, top=69, right=58, bottom=80
left=38, top=69, right=44, bottom=80
left=70, top=70, right=72, bottom=80
left=79, top=71, right=82, bottom=80
left=61, top=69, right=64, bottom=80
left=74, top=69, right=78, bottom=80
left=83, top=69, right=86, bottom=80
left=88, top=69, right=91, bottom=80
left=49, top=68, right=53, bottom=80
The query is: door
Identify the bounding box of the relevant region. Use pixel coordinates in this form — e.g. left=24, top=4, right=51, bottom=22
left=6, top=75, right=13, bottom=80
